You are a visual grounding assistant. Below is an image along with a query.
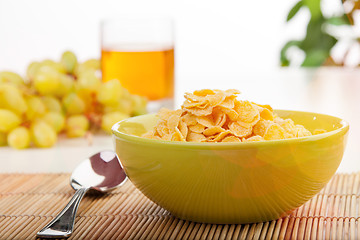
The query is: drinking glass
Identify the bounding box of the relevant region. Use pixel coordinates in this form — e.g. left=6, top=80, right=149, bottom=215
left=101, top=17, right=174, bottom=112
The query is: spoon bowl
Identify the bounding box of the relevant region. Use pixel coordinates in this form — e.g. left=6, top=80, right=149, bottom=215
left=37, top=150, right=127, bottom=238
left=70, top=150, right=127, bottom=191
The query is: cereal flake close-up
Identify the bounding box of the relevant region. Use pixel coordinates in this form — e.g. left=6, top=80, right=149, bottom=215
left=142, top=89, right=324, bottom=142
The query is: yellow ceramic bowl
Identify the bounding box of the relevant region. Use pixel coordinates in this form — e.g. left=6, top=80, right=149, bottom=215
left=112, top=110, right=349, bottom=224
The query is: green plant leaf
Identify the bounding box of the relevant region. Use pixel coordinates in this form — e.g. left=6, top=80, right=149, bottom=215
left=299, top=18, right=336, bottom=66
left=280, top=40, right=302, bottom=66
left=326, top=15, right=350, bottom=25
left=301, top=50, right=329, bottom=66
left=303, top=0, right=322, bottom=20
left=287, top=1, right=303, bottom=22
left=301, top=18, right=337, bottom=53
left=280, top=0, right=348, bottom=67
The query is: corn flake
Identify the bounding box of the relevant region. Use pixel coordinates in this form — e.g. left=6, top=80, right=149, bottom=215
left=162, top=133, right=173, bottom=141
left=143, top=89, right=321, bottom=143
left=173, top=127, right=186, bottom=142
left=212, top=109, right=227, bottom=127
left=222, top=136, right=242, bottom=142
left=141, top=131, right=161, bottom=140
left=182, top=100, right=206, bottom=109
left=158, top=108, right=175, bottom=120
left=294, top=125, right=312, bottom=137
left=313, top=129, right=327, bottom=135
left=263, top=124, right=286, bottom=140
left=207, top=91, right=226, bottom=106
left=253, top=104, right=274, bottom=121
left=275, top=118, right=295, bottom=134
left=189, top=124, right=206, bottom=133
left=182, top=113, right=198, bottom=126
left=207, top=131, right=231, bottom=142
left=167, top=113, right=181, bottom=131
left=225, top=89, right=241, bottom=96
left=178, top=120, right=188, bottom=139
left=196, top=115, right=214, bottom=128
left=220, top=107, right=239, bottom=121
left=235, top=100, right=260, bottom=124
left=203, top=126, right=226, bottom=136
left=220, top=97, right=235, bottom=109
left=187, top=132, right=207, bottom=142
left=193, top=89, right=216, bottom=96
left=155, top=121, right=170, bottom=137
left=253, top=120, right=273, bottom=137
left=185, top=104, right=213, bottom=116
left=228, top=122, right=252, bottom=138
left=243, top=135, right=264, bottom=142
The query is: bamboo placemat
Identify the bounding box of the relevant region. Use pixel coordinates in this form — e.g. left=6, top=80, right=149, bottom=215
left=0, top=172, right=359, bottom=240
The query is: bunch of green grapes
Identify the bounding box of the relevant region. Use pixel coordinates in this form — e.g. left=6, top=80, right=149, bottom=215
left=0, top=51, right=147, bottom=149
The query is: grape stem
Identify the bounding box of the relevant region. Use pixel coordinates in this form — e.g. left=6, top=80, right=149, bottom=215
left=85, top=131, right=93, bottom=146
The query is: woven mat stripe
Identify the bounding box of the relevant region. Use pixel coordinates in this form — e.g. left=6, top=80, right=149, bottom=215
left=1, top=173, right=360, bottom=239
left=3, top=194, right=360, bottom=217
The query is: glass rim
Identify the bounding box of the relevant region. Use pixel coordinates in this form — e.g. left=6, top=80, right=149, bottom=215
left=100, top=15, right=174, bottom=27
left=100, top=15, right=175, bottom=48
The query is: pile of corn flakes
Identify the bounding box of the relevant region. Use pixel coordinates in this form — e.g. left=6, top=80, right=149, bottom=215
left=142, top=89, right=325, bottom=142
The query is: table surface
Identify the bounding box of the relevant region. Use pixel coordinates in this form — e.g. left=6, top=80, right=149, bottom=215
left=1, top=67, right=359, bottom=173
left=2, top=172, right=359, bottom=239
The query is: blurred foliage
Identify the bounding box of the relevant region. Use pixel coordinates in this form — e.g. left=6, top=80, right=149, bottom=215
left=281, top=0, right=359, bottom=67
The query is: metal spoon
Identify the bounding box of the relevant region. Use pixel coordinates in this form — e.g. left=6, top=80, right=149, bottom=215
left=37, top=150, right=127, bottom=238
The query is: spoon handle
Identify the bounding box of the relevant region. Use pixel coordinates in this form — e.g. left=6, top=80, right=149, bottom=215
left=37, top=187, right=89, bottom=238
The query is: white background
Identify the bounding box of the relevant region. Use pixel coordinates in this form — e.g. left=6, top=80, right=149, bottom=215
left=0, top=0, right=307, bottom=75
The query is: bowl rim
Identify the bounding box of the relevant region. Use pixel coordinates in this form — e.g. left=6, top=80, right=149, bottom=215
left=112, top=110, right=349, bottom=148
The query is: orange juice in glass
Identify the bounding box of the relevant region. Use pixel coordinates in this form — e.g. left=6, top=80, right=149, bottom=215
left=101, top=18, right=174, bottom=112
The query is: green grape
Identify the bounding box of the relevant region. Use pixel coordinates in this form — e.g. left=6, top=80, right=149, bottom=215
left=113, top=88, right=134, bottom=114
left=55, top=74, right=74, bottom=97
left=33, top=66, right=61, bottom=95
left=131, top=95, right=148, bottom=116
left=42, top=96, right=62, bottom=112
left=31, top=120, right=57, bottom=148
left=66, top=115, right=89, bottom=138
left=62, top=93, right=86, bottom=115
left=26, top=61, right=41, bottom=80
left=0, top=109, right=21, bottom=133
left=76, top=69, right=101, bottom=93
left=103, top=99, right=133, bottom=115
left=42, top=112, right=65, bottom=133
left=101, top=112, right=129, bottom=133
left=74, top=65, right=87, bottom=77
left=7, top=126, right=30, bottom=149
left=118, top=99, right=133, bottom=114
left=121, top=88, right=131, bottom=98
left=83, top=59, right=100, bottom=69
left=41, top=60, right=66, bottom=73
left=97, top=79, right=123, bottom=105
left=74, top=59, right=100, bottom=77
left=0, top=83, right=28, bottom=114
left=80, top=59, right=100, bottom=70
left=0, top=132, right=7, bottom=146
left=26, top=96, right=46, bottom=120
left=61, top=51, right=77, bottom=74
left=0, top=71, right=25, bottom=85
